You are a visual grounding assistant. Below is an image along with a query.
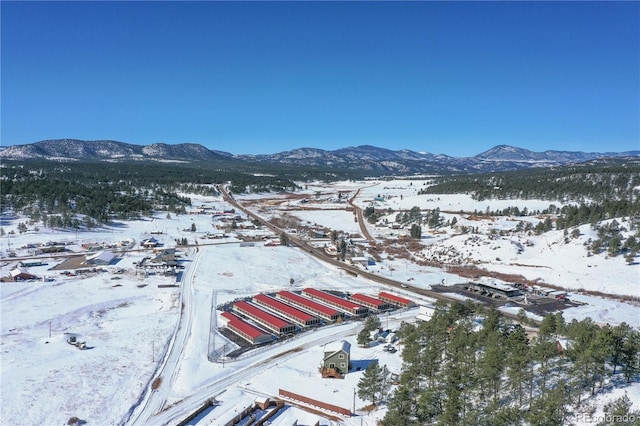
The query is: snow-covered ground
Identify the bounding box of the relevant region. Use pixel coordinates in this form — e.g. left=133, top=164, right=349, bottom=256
left=1, top=182, right=639, bottom=425
left=286, top=180, right=639, bottom=299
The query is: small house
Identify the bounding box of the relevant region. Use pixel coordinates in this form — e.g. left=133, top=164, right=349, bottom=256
left=150, top=248, right=176, bottom=264
left=140, top=238, right=160, bottom=248
left=9, top=267, right=37, bottom=282
left=321, top=340, right=351, bottom=379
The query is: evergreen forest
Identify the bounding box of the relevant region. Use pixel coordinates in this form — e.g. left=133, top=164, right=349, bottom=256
left=418, top=160, right=640, bottom=228
left=381, top=301, right=640, bottom=426
left=0, top=160, right=358, bottom=229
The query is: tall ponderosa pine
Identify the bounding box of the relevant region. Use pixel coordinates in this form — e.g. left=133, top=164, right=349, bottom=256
left=357, top=361, right=390, bottom=406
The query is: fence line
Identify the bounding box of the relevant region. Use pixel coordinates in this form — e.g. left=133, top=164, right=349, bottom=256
left=279, top=388, right=351, bottom=416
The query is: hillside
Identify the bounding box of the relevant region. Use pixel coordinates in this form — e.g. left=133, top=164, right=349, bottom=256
left=2, top=139, right=639, bottom=174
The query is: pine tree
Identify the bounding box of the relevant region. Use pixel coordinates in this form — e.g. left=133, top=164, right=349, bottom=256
left=480, top=330, right=504, bottom=402
left=505, top=325, right=531, bottom=406
left=621, top=329, right=640, bottom=383
left=364, top=314, right=382, bottom=331
left=357, top=361, right=389, bottom=406
left=383, top=384, right=415, bottom=426
left=410, top=223, right=422, bottom=238
left=599, top=393, right=640, bottom=426
left=357, top=328, right=371, bottom=347
left=610, top=323, right=631, bottom=375
left=526, top=379, right=570, bottom=426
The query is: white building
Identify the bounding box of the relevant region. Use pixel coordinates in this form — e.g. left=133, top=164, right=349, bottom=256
left=416, top=305, right=435, bottom=322
left=85, top=250, right=116, bottom=266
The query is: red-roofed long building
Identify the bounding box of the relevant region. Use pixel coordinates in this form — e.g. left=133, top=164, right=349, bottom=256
left=276, top=291, right=343, bottom=322
left=233, top=300, right=296, bottom=335
left=378, top=291, right=416, bottom=309
left=253, top=294, right=320, bottom=327
left=302, top=288, right=368, bottom=317
left=350, top=293, right=393, bottom=312
left=219, top=311, right=273, bottom=345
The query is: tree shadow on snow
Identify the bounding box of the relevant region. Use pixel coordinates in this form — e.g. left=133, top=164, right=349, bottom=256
left=107, top=221, right=129, bottom=228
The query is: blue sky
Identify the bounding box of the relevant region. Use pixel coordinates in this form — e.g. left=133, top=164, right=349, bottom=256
left=2, top=1, right=638, bottom=156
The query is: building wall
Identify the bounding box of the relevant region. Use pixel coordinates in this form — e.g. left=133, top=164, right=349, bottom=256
left=324, top=350, right=349, bottom=373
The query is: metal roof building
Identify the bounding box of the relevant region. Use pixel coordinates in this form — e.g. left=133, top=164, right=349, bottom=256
left=275, top=291, right=343, bottom=322
left=350, top=293, right=393, bottom=312
left=416, top=305, right=435, bottom=322
left=85, top=250, right=117, bottom=266
left=233, top=300, right=296, bottom=335
left=219, top=311, right=273, bottom=345
left=302, top=288, right=368, bottom=317
left=378, top=291, right=416, bottom=309
left=253, top=294, right=320, bottom=327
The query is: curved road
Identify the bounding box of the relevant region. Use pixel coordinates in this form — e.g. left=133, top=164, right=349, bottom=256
left=123, top=185, right=538, bottom=425
left=218, top=185, right=533, bottom=324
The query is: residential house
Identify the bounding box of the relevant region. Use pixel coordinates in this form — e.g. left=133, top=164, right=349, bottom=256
left=150, top=248, right=177, bottom=265
left=140, top=238, right=160, bottom=249
left=321, top=340, right=351, bottom=378
left=10, top=267, right=37, bottom=282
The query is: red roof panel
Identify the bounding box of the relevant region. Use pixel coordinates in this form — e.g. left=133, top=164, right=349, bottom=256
left=276, top=291, right=340, bottom=316
left=253, top=294, right=315, bottom=322
left=302, top=288, right=363, bottom=311
left=351, top=293, right=387, bottom=307
left=220, top=311, right=266, bottom=339
left=379, top=291, right=412, bottom=305
left=234, top=300, right=292, bottom=329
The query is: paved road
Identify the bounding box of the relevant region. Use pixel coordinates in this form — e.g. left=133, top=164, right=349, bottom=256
left=122, top=247, right=202, bottom=425
left=118, top=186, right=542, bottom=425
left=348, top=188, right=375, bottom=243
left=217, top=186, right=533, bottom=324
left=134, top=320, right=368, bottom=425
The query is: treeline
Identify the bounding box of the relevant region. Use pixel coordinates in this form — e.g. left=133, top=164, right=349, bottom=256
left=419, top=161, right=640, bottom=231
left=420, top=160, right=640, bottom=203
left=0, top=160, right=318, bottom=228
left=382, top=301, right=640, bottom=426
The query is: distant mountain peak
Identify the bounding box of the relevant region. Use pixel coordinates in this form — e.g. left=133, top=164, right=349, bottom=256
left=1, top=139, right=638, bottom=174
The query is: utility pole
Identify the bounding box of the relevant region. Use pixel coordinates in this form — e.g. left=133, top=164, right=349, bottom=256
left=353, top=388, right=356, bottom=415
left=213, top=290, right=217, bottom=355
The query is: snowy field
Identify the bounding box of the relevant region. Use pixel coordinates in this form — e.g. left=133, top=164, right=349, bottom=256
left=289, top=180, right=639, bottom=299
left=1, top=181, right=639, bottom=425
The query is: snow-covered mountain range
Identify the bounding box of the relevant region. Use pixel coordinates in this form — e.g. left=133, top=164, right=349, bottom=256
left=1, top=139, right=638, bottom=174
